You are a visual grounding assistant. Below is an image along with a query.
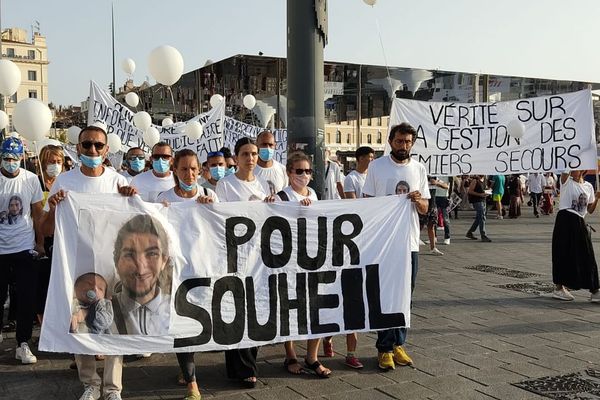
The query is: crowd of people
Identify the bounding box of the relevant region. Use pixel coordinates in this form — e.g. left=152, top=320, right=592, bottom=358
left=0, top=121, right=599, bottom=400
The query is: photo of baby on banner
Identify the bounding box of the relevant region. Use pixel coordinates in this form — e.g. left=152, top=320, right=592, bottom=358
left=69, top=212, right=174, bottom=337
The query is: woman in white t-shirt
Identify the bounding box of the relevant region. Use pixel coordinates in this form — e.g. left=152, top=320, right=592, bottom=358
left=552, top=171, right=600, bottom=302
left=156, top=149, right=214, bottom=400
left=276, top=152, right=332, bottom=379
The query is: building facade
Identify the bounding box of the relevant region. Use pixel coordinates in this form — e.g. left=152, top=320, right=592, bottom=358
left=1, top=27, right=49, bottom=131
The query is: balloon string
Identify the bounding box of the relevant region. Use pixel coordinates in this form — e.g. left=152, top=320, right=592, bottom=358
left=167, top=86, right=176, bottom=122
left=373, top=8, right=391, bottom=82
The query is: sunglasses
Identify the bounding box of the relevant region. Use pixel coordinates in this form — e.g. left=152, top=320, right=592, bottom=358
left=293, top=168, right=313, bottom=175
left=127, top=155, right=145, bottom=161
left=80, top=141, right=106, bottom=151
left=152, top=154, right=172, bottom=161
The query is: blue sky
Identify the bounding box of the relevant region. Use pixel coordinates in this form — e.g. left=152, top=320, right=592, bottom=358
left=4, top=0, right=600, bottom=105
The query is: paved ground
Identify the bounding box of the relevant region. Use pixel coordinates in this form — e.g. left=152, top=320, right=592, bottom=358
left=1, top=204, right=600, bottom=400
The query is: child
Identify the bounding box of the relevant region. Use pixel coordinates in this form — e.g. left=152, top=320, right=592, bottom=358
left=70, top=273, right=113, bottom=334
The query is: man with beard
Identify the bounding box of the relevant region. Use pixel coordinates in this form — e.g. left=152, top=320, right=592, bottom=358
left=111, top=214, right=171, bottom=336
left=362, top=122, right=429, bottom=370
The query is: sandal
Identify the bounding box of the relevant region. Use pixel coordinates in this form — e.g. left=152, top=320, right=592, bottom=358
left=242, top=376, right=257, bottom=388
left=304, top=360, right=331, bottom=379
left=283, top=358, right=304, bottom=374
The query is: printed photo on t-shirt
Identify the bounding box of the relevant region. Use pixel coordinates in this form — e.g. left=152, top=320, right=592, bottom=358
left=571, top=193, right=588, bottom=213
left=0, top=195, right=24, bottom=224
left=395, top=181, right=410, bottom=195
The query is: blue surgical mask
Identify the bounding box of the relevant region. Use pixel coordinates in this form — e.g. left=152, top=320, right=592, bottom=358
left=79, top=154, right=103, bottom=169
left=258, top=147, right=274, bottom=162
left=225, top=166, right=236, bottom=176
left=1, top=159, right=19, bottom=174
left=129, top=158, right=145, bottom=172
left=178, top=180, right=196, bottom=192
left=152, top=158, right=170, bottom=173
left=210, top=166, right=225, bottom=181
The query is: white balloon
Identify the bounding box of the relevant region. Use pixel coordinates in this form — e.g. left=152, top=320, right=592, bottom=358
left=0, top=60, right=21, bottom=96
left=13, top=99, right=52, bottom=142
left=133, top=111, right=152, bottom=131
left=243, top=94, right=256, bottom=110
left=143, top=127, right=160, bottom=147
left=0, top=110, right=8, bottom=130
left=36, top=138, right=62, bottom=155
left=107, top=133, right=122, bottom=153
left=507, top=120, right=526, bottom=139
left=125, top=92, right=139, bottom=107
left=67, top=126, right=82, bottom=144
left=162, top=117, right=174, bottom=127
left=185, top=121, right=203, bottom=140
left=210, top=94, right=223, bottom=108
left=148, top=45, right=184, bottom=86
left=9, top=131, right=19, bottom=138
left=121, top=58, right=136, bottom=75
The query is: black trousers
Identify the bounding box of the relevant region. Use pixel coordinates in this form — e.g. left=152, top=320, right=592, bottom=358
left=225, top=347, right=258, bottom=379
left=0, top=250, right=38, bottom=343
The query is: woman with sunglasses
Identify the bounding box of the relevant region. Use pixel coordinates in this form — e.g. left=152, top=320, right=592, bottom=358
left=155, top=149, right=215, bottom=400
left=276, top=151, right=332, bottom=379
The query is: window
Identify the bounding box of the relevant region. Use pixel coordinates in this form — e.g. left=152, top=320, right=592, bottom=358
left=367, top=134, right=372, bottom=144
left=28, top=90, right=38, bottom=99
left=6, top=48, right=14, bottom=57
left=377, top=131, right=382, bottom=144
left=8, top=93, right=17, bottom=103
left=28, top=71, right=37, bottom=81
left=346, top=134, right=351, bottom=144
left=336, top=130, right=341, bottom=143
left=28, top=50, right=35, bottom=59
left=327, top=133, right=331, bottom=143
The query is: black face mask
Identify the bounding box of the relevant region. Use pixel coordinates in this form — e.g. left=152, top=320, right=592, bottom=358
left=391, top=149, right=410, bottom=161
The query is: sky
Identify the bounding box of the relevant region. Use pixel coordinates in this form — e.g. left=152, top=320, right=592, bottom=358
left=3, top=0, right=600, bottom=106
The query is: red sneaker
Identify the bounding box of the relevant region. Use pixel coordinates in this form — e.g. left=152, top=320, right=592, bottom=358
left=345, top=356, right=363, bottom=369
left=323, top=340, right=334, bottom=357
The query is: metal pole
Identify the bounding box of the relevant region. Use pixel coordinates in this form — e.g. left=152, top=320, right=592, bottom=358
left=287, top=0, right=327, bottom=196
left=357, top=64, right=362, bottom=149
left=111, top=2, right=116, bottom=97
left=0, top=0, right=4, bottom=140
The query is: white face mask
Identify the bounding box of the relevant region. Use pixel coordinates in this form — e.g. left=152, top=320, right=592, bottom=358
left=291, top=174, right=311, bottom=188
left=46, top=163, right=62, bottom=177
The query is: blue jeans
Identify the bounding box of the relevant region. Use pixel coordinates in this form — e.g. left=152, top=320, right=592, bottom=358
left=435, top=197, right=450, bottom=239
left=376, top=252, right=418, bottom=352
left=467, top=201, right=487, bottom=237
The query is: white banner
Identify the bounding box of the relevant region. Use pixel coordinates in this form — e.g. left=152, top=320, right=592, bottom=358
left=88, top=81, right=225, bottom=161
left=223, top=116, right=288, bottom=164
left=389, top=90, right=596, bottom=175
left=40, top=193, right=412, bottom=355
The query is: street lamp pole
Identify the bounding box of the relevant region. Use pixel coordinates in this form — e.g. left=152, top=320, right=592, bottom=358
left=111, top=2, right=116, bottom=97
left=286, top=0, right=327, bottom=196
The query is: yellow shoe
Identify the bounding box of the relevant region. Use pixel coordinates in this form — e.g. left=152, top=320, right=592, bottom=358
left=184, top=390, right=201, bottom=400
left=378, top=352, right=395, bottom=370
left=393, top=345, right=413, bottom=366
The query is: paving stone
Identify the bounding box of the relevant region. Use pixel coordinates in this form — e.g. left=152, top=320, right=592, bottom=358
left=247, top=386, right=308, bottom=400
left=324, top=388, right=395, bottom=400
left=458, top=367, right=528, bottom=386
left=413, top=374, right=486, bottom=394
left=377, top=382, right=438, bottom=399
left=499, top=362, right=557, bottom=379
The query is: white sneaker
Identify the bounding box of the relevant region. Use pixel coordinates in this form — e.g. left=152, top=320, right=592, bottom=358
left=590, top=291, right=600, bottom=303
left=78, top=385, right=101, bottom=400
left=552, top=288, right=574, bottom=301
left=419, top=239, right=426, bottom=246
left=443, top=238, right=450, bottom=245
left=104, top=392, right=122, bottom=400
left=136, top=353, right=152, bottom=358
left=430, top=248, right=444, bottom=256
left=496, top=215, right=503, bottom=220
left=15, top=342, right=37, bottom=364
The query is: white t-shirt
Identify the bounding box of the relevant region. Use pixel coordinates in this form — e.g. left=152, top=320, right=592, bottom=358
left=527, top=174, right=546, bottom=194
left=156, top=186, right=218, bottom=204
left=0, top=168, right=44, bottom=254
left=277, top=186, right=318, bottom=202
left=254, top=161, right=288, bottom=195
left=46, top=167, right=128, bottom=212
left=343, top=170, right=367, bottom=198
left=362, top=156, right=430, bottom=252
left=559, top=177, right=594, bottom=218
left=323, top=161, right=343, bottom=200
left=215, top=173, right=270, bottom=202
left=120, top=170, right=137, bottom=183
left=130, top=170, right=175, bottom=202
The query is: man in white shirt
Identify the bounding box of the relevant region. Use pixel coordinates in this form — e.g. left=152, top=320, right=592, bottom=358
left=527, top=172, right=546, bottom=218
left=0, top=137, right=44, bottom=364
left=201, top=151, right=227, bottom=191
left=129, top=142, right=175, bottom=202
left=111, top=214, right=171, bottom=336
left=120, top=147, right=146, bottom=183
left=42, top=124, right=133, bottom=400
left=322, top=149, right=344, bottom=200
left=253, top=130, right=288, bottom=194
left=343, top=146, right=374, bottom=199
left=362, top=122, right=429, bottom=371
